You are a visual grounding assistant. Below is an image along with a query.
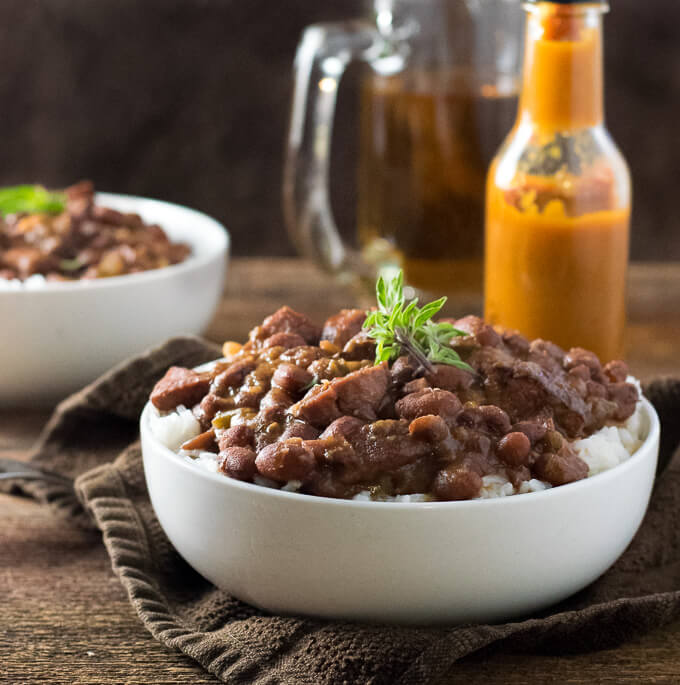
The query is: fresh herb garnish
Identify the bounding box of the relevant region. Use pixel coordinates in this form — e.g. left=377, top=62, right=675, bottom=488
left=0, top=185, right=66, bottom=216
left=363, top=270, right=473, bottom=374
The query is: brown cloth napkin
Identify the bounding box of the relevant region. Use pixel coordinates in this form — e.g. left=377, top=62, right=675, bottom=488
left=4, top=337, right=680, bottom=684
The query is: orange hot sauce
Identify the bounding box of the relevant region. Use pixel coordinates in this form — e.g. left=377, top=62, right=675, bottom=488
left=484, top=1, right=631, bottom=361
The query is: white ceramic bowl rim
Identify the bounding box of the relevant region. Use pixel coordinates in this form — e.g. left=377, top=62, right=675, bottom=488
left=141, top=394, right=660, bottom=511
left=1, top=192, right=230, bottom=294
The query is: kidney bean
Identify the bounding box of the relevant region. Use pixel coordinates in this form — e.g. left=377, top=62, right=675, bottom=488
left=497, top=431, right=531, bottom=466
left=432, top=466, right=482, bottom=500
left=396, top=388, right=462, bottom=426
left=409, top=415, right=449, bottom=443
left=272, top=363, right=314, bottom=395
left=255, top=439, right=316, bottom=482
left=219, top=446, right=257, bottom=481
left=564, top=347, right=602, bottom=378
left=603, top=360, right=629, bottom=383
left=608, top=382, right=639, bottom=422
left=218, top=425, right=255, bottom=450
left=211, top=358, right=257, bottom=395
left=534, top=451, right=588, bottom=486
left=478, top=405, right=511, bottom=434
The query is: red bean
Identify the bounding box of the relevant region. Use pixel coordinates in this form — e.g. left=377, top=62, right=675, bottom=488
left=432, top=467, right=482, bottom=501
left=211, top=358, right=256, bottom=395
left=219, top=446, right=257, bottom=481
left=409, top=415, right=449, bottom=443
left=271, top=363, right=314, bottom=395
left=568, top=364, right=591, bottom=382
left=564, top=347, right=602, bottom=377
left=534, top=451, right=588, bottom=486
left=396, top=388, right=462, bottom=425
left=282, top=421, right=321, bottom=441
left=497, top=432, right=531, bottom=466
left=604, top=360, right=629, bottom=383
left=478, top=405, right=511, bottom=434
left=608, top=382, right=639, bottom=422
left=255, top=439, right=316, bottom=482
left=218, top=425, right=255, bottom=451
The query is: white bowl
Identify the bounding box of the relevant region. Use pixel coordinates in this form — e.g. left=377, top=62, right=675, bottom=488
left=0, top=193, right=229, bottom=407
left=140, top=393, right=659, bottom=625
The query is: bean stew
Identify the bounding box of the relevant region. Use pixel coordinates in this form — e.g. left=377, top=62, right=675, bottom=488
left=0, top=181, right=190, bottom=281
left=150, top=304, right=639, bottom=502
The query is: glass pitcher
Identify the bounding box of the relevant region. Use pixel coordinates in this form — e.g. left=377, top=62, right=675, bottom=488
left=284, top=0, right=523, bottom=311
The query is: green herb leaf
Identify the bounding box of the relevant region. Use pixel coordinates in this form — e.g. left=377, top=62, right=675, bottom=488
left=0, top=185, right=66, bottom=216
left=362, top=270, right=473, bottom=374
left=59, top=257, right=83, bottom=272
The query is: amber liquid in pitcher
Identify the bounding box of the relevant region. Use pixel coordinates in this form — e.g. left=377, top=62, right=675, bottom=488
left=357, top=71, right=517, bottom=308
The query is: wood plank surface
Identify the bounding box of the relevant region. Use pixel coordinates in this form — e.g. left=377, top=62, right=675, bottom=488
left=2, top=258, right=679, bottom=684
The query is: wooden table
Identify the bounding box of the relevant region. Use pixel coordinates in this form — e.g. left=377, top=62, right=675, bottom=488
left=2, top=258, right=680, bottom=684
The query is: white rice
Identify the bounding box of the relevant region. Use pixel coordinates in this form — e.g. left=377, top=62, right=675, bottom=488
left=0, top=274, right=48, bottom=290
left=149, top=404, right=201, bottom=451
left=148, top=378, right=646, bottom=501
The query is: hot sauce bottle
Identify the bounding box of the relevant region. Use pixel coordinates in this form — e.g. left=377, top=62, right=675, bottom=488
left=484, top=0, right=630, bottom=361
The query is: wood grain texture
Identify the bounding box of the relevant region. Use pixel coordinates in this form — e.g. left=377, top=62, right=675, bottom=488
left=1, top=258, right=679, bottom=684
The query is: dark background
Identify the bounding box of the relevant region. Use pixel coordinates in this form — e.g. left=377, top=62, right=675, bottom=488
left=1, top=0, right=677, bottom=259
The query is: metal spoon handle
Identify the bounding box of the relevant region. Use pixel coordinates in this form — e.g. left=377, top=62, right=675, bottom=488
left=0, top=458, right=73, bottom=485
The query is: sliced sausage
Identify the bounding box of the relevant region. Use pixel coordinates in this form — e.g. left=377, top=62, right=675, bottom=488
left=263, top=332, right=307, bottom=349
left=253, top=306, right=321, bottom=345
left=151, top=366, right=210, bottom=411
left=332, top=363, right=390, bottom=421
left=321, top=309, right=366, bottom=347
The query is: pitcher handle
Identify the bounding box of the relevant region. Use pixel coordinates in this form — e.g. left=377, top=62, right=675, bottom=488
left=284, top=21, right=391, bottom=278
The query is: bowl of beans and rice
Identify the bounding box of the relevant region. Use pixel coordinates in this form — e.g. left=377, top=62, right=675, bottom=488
left=141, top=305, right=659, bottom=624
left=0, top=182, right=229, bottom=406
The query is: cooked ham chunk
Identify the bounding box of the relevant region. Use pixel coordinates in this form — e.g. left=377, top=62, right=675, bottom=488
left=321, top=309, right=366, bottom=348
left=292, top=363, right=389, bottom=426
left=151, top=367, right=210, bottom=411
left=252, top=306, right=321, bottom=345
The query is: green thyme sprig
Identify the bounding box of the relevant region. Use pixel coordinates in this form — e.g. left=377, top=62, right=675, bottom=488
left=363, top=270, right=473, bottom=374
left=0, top=185, right=66, bottom=217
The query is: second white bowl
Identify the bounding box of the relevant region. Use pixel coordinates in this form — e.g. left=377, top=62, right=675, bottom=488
left=0, top=193, right=229, bottom=406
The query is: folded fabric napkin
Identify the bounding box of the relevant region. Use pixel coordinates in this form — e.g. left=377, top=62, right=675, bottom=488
left=3, top=337, right=680, bottom=684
